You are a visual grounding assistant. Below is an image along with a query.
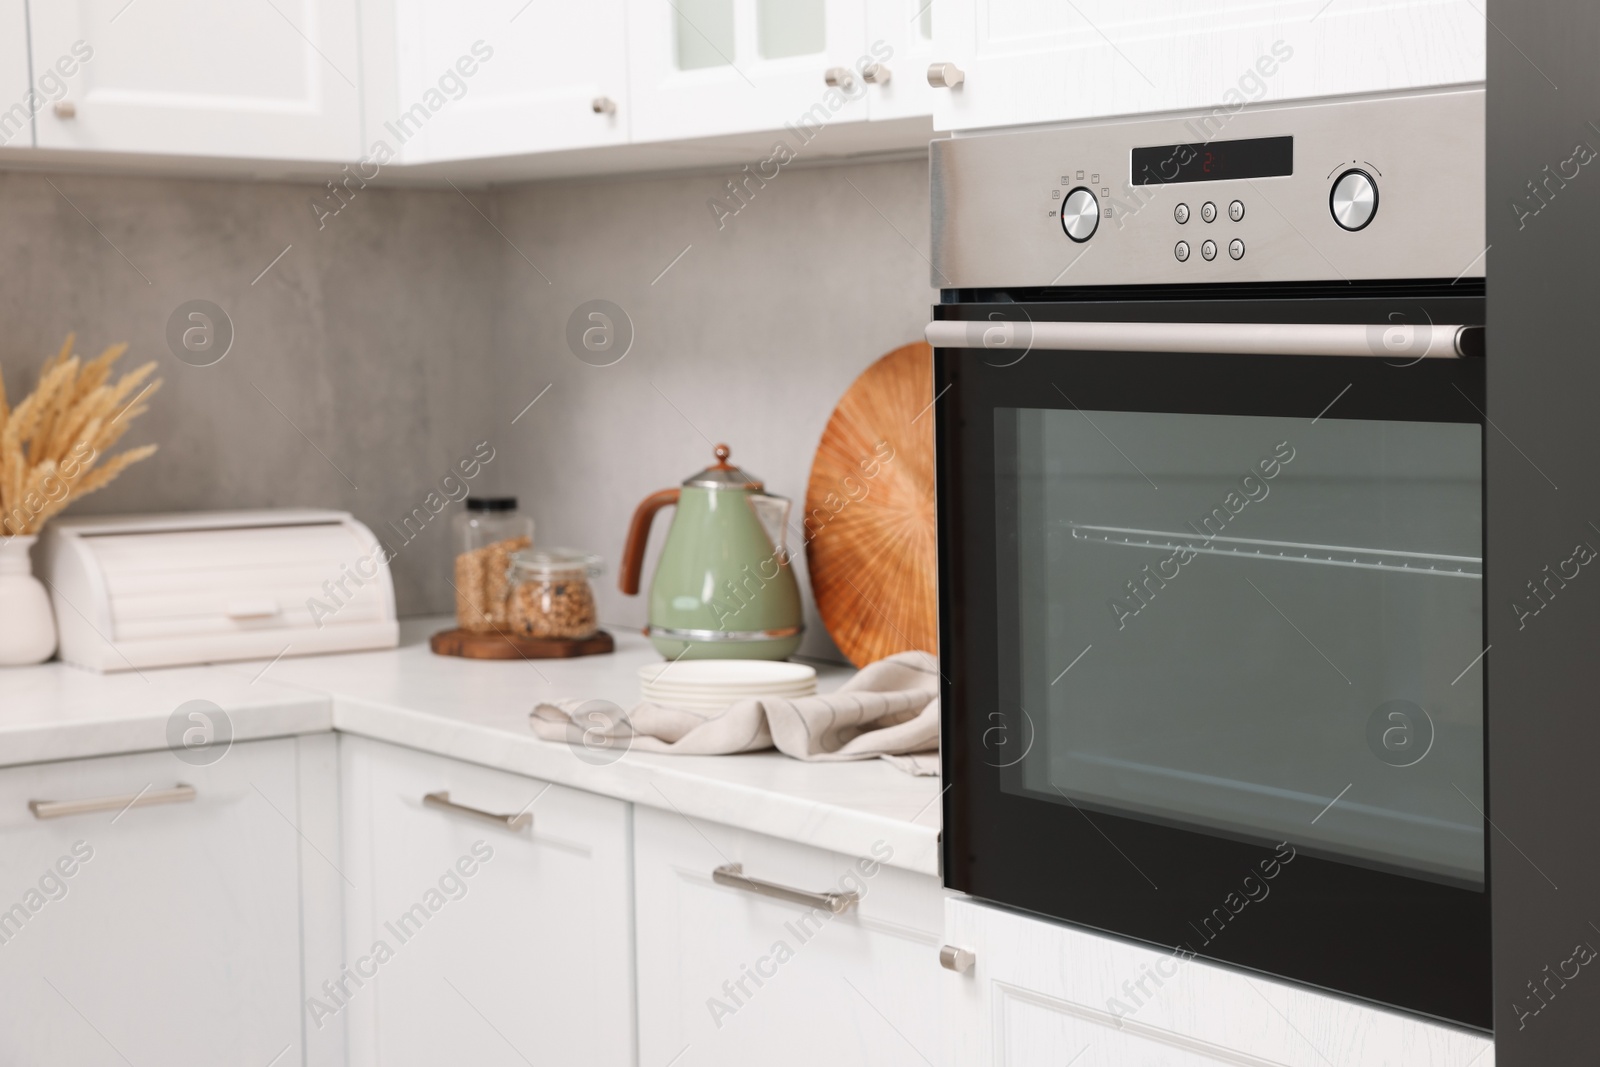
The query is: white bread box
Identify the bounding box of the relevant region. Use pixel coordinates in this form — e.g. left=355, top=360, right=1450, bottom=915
left=42, top=509, right=400, bottom=672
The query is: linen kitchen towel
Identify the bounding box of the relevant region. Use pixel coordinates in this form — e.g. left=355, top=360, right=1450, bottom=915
left=530, top=650, right=939, bottom=773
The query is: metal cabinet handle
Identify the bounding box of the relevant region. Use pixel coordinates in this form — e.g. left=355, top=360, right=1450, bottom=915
left=927, top=62, right=965, bottom=89
left=53, top=101, right=76, bottom=119
left=591, top=96, right=617, bottom=115
left=824, top=67, right=856, bottom=90
left=862, top=63, right=891, bottom=85
left=712, top=863, right=859, bottom=914
left=30, top=784, right=195, bottom=820
left=940, top=945, right=976, bottom=973
left=423, top=791, right=531, bottom=831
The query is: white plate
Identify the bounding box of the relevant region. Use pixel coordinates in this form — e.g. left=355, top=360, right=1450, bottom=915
left=642, top=681, right=816, bottom=697
left=637, top=660, right=817, bottom=687
left=636, top=694, right=812, bottom=710
left=642, top=679, right=817, bottom=695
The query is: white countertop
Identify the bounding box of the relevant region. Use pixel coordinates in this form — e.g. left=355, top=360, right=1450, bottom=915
left=0, top=659, right=330, bottom=766
left=1, top=620, right=942, bottom=876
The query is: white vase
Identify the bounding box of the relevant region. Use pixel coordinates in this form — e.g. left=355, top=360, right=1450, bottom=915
left=0, top=535, right=58, bottom=666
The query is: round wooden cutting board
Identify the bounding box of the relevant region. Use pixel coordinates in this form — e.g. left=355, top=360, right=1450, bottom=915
left=805, top=341, right=938, bottom=668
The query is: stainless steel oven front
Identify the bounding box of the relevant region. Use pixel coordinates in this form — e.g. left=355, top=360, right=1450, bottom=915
left=930, top=88, right=1491, bottom=1030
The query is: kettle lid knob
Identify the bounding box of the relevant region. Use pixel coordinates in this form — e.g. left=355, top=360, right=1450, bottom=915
left=684, top=443, right=763, bottom=490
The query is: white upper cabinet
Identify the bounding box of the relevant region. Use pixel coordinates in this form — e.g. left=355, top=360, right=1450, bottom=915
left=388, top=0, right=630, bottom=162
left=625, top=0, right=869, bottom=142
left=30, top=0, right=361, bottom=159
left=864, top=0, right=939, bottom=120
left=926, top=0, right=1486, bottom=131
left=0, top=0, right=29, bottom=149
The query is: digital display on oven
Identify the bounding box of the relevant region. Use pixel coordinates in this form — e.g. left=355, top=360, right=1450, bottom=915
left=1131, top=135, right=1293, bottom=185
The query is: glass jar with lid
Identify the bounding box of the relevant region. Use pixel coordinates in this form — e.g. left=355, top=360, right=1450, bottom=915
left=506, top=549, right=603, bottom=640
left=452, top=497, right=534, bottom=632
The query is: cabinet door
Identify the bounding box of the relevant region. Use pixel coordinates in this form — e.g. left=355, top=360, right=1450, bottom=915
left=0, top=740, right=304, bottom=1066
left=929, top=0, right=1485, bottom=131
left=341, top=737, right=633, bottom=1067
left=945, top=897, right=1493, bottom=1067
left=30, top=0, right=361, bottom=159
left=864, top=0, right=938, bottom=120
left=626, top=0, right=868, bottom=142
left=390, top=0, right=629, bottom=161
left=0, top=0, right=29, bottom=149
left=635, top=803, right=945, bottom=1066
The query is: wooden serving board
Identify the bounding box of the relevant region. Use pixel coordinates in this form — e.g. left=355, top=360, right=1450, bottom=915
left=430, top=628, right=615, bottom=660
left=804, top=341, right=938, bottom=667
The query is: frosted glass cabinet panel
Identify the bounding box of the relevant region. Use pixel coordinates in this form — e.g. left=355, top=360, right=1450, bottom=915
left=676, top=0, right=738, bottom=70
left=627, top=0, right=868, bottom=141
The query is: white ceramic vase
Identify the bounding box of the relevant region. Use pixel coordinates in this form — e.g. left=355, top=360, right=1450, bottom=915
left=0, top=535, right=58, bottom=666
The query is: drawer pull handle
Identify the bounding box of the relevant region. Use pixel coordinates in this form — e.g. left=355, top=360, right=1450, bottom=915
left=30, top=784, right=196, bottom=820
left=423, top=791, right=531, bottom=831
left=939, top=945, right=976, bottom=973
left=712, top=863, right=859, bottom=914
left=225, top=599, right=281, bottom=619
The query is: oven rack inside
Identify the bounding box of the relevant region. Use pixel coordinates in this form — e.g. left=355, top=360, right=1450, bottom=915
left=1067, top=523, right=1483, bottom=579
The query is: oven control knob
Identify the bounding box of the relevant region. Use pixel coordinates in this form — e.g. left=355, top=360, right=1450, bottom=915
left=1330, top=169, right=1378, bottom=231
left=1061, top=187, right=1100, bottom=242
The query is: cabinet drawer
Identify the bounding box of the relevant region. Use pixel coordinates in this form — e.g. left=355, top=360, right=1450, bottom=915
left=946, top=897, right=1493, bottom=1067
left=635, top=803, right=945, bottom=1066
left=0, top=739, right=303, bottom=1065
left=340, top=737, right=633, bottom=1067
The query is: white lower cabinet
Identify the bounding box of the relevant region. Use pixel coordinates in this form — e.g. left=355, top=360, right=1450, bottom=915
left=339, top=736, right=634, bottom=1067
left=0, top=739, right=305, bottom=1066
left=634, top=803, right=945, bottom=1067
left=945, top=897, right=1493, bottom=1067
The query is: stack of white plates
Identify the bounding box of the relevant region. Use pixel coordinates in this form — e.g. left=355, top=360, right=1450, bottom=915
left=638, top=660, right=817, bottom=711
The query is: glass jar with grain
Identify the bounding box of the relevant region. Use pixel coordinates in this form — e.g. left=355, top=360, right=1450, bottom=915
left=506, top=549, right=602, bottom=640
left=452, top=497, right=534, bottom=632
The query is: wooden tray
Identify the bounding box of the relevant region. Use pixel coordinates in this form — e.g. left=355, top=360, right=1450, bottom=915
left=804, top=341, right=938, bottom=667
left=430, top=628, right=615, bottom=660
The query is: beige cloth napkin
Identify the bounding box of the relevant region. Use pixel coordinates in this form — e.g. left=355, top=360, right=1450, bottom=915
left=530, top=651, right=940, bottom=775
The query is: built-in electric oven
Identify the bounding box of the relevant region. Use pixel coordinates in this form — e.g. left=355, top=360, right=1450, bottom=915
left=930, top=88, right=1491, bottom=1030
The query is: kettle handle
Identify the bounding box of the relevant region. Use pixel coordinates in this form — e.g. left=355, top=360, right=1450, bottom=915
left=619, top=489, right=680, bottom=595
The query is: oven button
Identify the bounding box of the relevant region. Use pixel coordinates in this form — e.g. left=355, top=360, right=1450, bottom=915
left=1229, top=199, right=1245, bottom=222
left=1061, top=186, right=1100, bottom=242
left=1229, top=238, right=1245, bottom=260
left=1174, top=203, right=1190, bottom=224
left=1331, top=169, right=1379, bottom=231
left=1174, top=240, right=1190, bottom=262
left=1201, top=239, right=1217, bottom=261
left=1200, top=201, right=1217, bottom=223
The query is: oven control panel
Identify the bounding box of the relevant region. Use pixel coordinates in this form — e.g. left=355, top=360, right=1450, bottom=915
left=931, top=88, right=1482, bottom=288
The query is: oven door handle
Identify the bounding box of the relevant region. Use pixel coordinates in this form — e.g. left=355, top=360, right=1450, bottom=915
left=925, top=320, right=1481, bottom=359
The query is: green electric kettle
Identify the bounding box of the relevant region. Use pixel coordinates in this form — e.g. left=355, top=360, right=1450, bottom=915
left=619, top=444, right=803, bottom=660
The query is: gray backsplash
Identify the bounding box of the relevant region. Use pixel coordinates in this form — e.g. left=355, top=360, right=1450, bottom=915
left=0, top=155, right=933, bottom=663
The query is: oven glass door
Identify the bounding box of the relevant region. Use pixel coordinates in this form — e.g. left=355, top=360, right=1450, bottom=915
left=1002, top=407, right=1482, bottom=885
left=936, top=291, right=1490, bottom=1030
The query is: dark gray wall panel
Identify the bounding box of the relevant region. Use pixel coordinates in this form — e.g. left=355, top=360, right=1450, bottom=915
left=1487, top=2, right=1600, bottom=1059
